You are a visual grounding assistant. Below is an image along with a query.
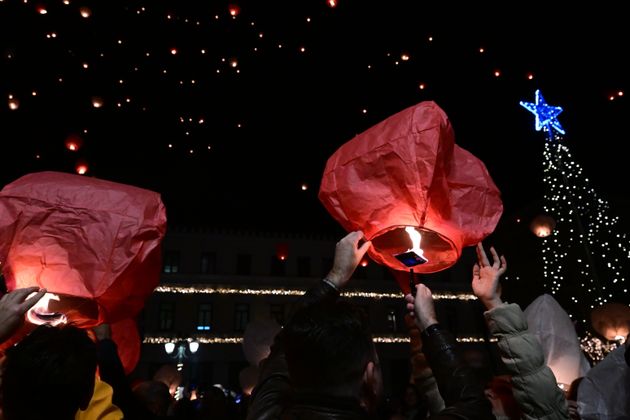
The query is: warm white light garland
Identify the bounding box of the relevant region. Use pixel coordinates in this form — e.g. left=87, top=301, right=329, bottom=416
left=155, top=285, right=477, bottom=301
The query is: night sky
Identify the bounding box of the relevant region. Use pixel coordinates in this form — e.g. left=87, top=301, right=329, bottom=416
left=1, top=1, right=628, bottom=236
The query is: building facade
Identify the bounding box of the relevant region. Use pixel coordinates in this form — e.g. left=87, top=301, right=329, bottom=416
left=136, top=227, right=490, bottom=397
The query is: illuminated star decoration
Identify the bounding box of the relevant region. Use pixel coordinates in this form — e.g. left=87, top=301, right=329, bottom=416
left=520, top=89, right=565, bottom=135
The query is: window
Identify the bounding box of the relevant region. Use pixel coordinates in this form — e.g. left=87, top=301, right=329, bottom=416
left=197, top=303, right=213, bottom=331
left=270, top=256, right=285, bottom=276
left=387, top=307, right=398, bottom=332
left=234, top=303, right=250, bottom=332
left=236, top=254, right=252, bottom=275
left=163, top=250, right=180, bottom=273
left=158, top=302, right=175, bottom=331
left=200, top=252, right=216, bottom=274
left=270, top=304, right=284, bottom=325
left=297, top=256, right=311, bottom=277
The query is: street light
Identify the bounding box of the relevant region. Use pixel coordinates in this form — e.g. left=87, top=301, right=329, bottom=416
left=164, top=340, right=200, bottom=370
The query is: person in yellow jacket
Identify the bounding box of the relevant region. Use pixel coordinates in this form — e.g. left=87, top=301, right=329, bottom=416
left=76, top=376, right=124, bottom=420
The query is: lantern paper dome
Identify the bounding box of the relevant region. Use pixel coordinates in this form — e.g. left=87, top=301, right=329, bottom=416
left=591, top=303, right=630, bottom=342
left=319, top=101, right=502, bottom=283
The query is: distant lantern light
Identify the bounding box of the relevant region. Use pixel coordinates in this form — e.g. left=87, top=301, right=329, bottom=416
left=65, top=135, right=83, bottom=152
left=37, top=6, right=47, bottom=14
left=360, top=259, right=368, bottom=267
left=8, top=97, right=19, bottom=110
left=328, top=0, right=337, bottom=7
left=618, top=91, right=624, bottom=97
left=230, top=58, right=238, bottom=67
left=609, top=96, right=615, bottom=101
left=362, top=109, right=367, bottom=114
left=494, top=70, right=501, bottom=77
left=401, top=53, right=410, bottom=61
left=530, top=214, right=556, bottom=238
left=306, top=17, right=311, bottom=22
left=32, top=91, right=37, bottom=96
left=228, top=4, right=240, bottom=16
left=79, top=6, right=91, bottom=18
left=528, top=73, right=534, bottom=80
left=82, top=62, right=89, bottom=69
left=63, top=0, right=70, bottom=4
left=91, top=97, right=103, bottom=108
left=300, top=46, right=306, bottom=53
left=419, top=83, right=426, bottom=90
left=301, top=183, right=308, bottom=191
left=479, top=47, right=485, bottom=53
left=428, top=36, right=433, bottom=42
left=75, top=161, right=88, bottom=175
left=170, top=48, right=177, bottom=55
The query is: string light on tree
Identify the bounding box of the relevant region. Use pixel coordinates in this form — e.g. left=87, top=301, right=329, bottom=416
left=520, top=90, right=630, bottom=321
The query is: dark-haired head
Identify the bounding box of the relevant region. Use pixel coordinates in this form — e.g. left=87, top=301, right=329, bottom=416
left=283, top=301, right=382, bottom=409
left=1, top=324, right=97, bottom=420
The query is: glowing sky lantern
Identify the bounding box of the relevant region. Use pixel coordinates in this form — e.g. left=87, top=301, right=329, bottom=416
left=91, top=96, right=104, bottom=108
left=75, top=161, right=88, bottom=174
left=79, top=6, right=91, bottom=18
left=65, top=135, right=83, bottom=151
left=228, top=4, right=240, bottom=16
left=0, top=171, right=167, bottom=372
left=591, top=303, right=630, bottom=342
left=530, top=214, right=556, bottom=238
left=8, top=96, right=19, bottom=110
left=319, top=101, right=502, bottom=292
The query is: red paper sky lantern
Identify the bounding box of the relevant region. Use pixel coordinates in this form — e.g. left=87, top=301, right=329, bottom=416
left=65, top=134, right=83, bottom=151
left=530, top=214, right=556, bottom=238
left=0, top=171, right=167, bottom=325
left=319, top=101, right=502, bottom=291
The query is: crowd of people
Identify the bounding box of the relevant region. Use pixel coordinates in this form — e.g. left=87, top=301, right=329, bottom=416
left=0, top=231, right=627, bottom=419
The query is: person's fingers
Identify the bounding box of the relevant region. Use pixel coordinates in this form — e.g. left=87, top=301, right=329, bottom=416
left=498, top=255, right=507, bottom=275
left=7, top=287, right=41, bottom=302
left=472, top=263, right=480, bottom=277
left=357, top=240, right=372, bottom=257
left=348, top=230, right=364, bottom=246
left=477, top=243, right=490, bottom=267
left=404, top=294, right=414, bottom=303
left=18, top=289, right=47, bottom=312
left=490, top=247, right=500, bottom=269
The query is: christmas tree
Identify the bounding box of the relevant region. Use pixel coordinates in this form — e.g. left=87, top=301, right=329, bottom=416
left=520, top=90, right=630, bottom=326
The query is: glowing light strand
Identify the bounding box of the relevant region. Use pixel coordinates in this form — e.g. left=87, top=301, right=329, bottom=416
left=155, top=285, right=477, bottom=301
left=143, top=335, right=496, bottom=345
left=522, top=90, right=629, bottom=323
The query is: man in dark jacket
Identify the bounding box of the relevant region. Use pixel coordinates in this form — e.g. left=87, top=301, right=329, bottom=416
left=247, top=231, right=493, bottom=420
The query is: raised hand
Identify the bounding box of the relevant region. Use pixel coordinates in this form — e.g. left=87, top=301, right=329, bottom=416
left=471, top=243, right=507, bottom=310
left=405, top=283, right=438, bottom=331
left=326, top=231, right=372, bottom=289
left=0, top=287, right=46, bottom=343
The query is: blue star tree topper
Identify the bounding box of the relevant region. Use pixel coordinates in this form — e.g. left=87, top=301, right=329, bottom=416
left=520, top=90, right=565, bottom=135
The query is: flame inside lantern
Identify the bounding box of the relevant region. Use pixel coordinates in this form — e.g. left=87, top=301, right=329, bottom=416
left=26, top=292, right=68, bottom=326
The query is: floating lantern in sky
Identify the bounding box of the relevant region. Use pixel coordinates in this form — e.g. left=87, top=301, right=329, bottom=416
left=401, top=53, right=410, bottom=61
left=91, top=96, right=104, bottom=108
left=79, top=6, right=91, bottom=18
left=530, top=214, right=556, bottom=238
left=301, top=183, right=308, bottom=191
left=8, top=96, right=19, bottom=110
left=75, top=161, right=89, bottom=175
left=328, top=0, right=337, bottom=7
left=319, top=101, right=502, bottom=292
left=65, top=135, right=83, bottom=151
left=228, top=4, right=240, bottom=16
left=37, top=5, right=47, bottom=14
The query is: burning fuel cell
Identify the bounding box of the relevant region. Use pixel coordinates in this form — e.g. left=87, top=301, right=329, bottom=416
left=394, top=227, right=428, bottom=267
